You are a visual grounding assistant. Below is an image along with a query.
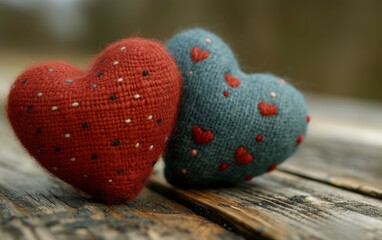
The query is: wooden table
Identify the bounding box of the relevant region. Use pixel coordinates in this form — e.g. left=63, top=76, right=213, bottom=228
left=0, top=83, right=381, bottom=239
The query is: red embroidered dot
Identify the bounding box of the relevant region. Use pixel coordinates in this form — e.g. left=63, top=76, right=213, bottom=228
left=190, top=47, right=210, bottom=63
left=181, top=168, right=187, bottom=174
left=256, top=135, right=263, bottom=142
left=244, top=175, right=253, bottom=181
left=267, top=163, right=277, bottom=172
left=296, top=134, right=304, bottom=145
left=235, top=146, right=253, bottom=164
left=191, top=149, right=198, bottom=157
left=192, top=125, right=214, bottom=145
left=223, top=91, right=229, bottom=97
left=306, top=115, right=311, bottom=123
left=224, top=74, right=241, bottom=88
left=258, top=101, right=278, bottom=116
left=219, top=162, right=229, bottom=171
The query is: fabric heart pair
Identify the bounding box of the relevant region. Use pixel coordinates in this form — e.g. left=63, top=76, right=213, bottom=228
left=7, top=29, right=308, bottom=203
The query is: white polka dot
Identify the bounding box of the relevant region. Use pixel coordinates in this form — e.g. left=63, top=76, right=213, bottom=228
left=133, top=94, right=141, bottom=99
left=125, top=118, right=132, bottom=124
left=113, top=61, right=119, bottom=65
left=205, top=38, right=212, bottom=43
left=66, top=79, right=74, bottom=83
left=70, top=157, right=76, bottom=162
left=65, top=133, right=71, bottom=138
left=52, top=167, right=58, bottom=171
left=188, top=70, right=193, bottom=75
left=48, top=68, right=54, bottom=72
left=84, top=174, right=88, bottom=178
left=71, top=102, right=79, bottom=107
left=147, top=115, right=153, bottom=120
left=92, top=84, right=97, bottom=88
left=149, top=145, right=154, bottom=150
left=37, top=92, right=43, bottom=97
left=270, top=92, right=276, bottom=98
left=117, top=78, right=124, bottom=83
left=135, top=143, right=140, bottom=148
left=108, top=179, right=113, bottom=183
left=279, top=79, right=286, bottom=84
left=51, top=106, right=58, bottom=111
left=121, top=46, right=126, bottom=51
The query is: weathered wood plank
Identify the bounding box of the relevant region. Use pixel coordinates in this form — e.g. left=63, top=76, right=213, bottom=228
left=305, top=95, right=382, bottom=148
left=0, top=109, right=242, bottom=240
left=0, top=170, right=242, bottom=240
left=0, top=188, right=242, bottom=240
left=274, top=96, right=382, bottom=199
left=280, top=138, right=382, bottom=199
left=150, top=169, right=382, bottom=240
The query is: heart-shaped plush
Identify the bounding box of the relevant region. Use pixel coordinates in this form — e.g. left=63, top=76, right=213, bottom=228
left=7, top=38, right=181, bottom=202
left=164, top=28, right=309, bottom=187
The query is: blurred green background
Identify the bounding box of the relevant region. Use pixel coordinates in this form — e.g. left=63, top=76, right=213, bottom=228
left=0, top=0, right=381, bottom=102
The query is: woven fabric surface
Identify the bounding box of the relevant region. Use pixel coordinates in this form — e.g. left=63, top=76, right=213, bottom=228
left=7, top=38, right=182, bottom=203
left=164, top=28, right=309, bottom=187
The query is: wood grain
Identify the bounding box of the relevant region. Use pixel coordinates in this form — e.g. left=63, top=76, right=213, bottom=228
left=305, top=95, right=382, bottom=148
left=0, top=187, right=241, bottom=240
left=280, top=138, right=382, bottom=199
left=150, top=170, right=382, bottom=240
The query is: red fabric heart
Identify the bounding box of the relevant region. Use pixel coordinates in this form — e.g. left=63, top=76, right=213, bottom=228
left=258, top=101, right=278, bottom=116
left=192, top=125, right=214, bottom=145
left=7, top=38, right=181, bottom=203
left=235, top=146, right=253, bottom=164
left=224, top=74, right=241, bottom=87
left=190, top=47, right=210, bottom=63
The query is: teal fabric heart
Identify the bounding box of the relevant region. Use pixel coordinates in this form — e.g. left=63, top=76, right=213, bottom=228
left=164, top=28, right=309, bottom=187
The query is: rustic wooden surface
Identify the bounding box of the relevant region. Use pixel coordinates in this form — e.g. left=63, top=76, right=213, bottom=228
left=1, top=66, right=382, bottom=239
left=150, top=171, right=382, bottom=240
left=280, top=139, right=382, bottom=199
